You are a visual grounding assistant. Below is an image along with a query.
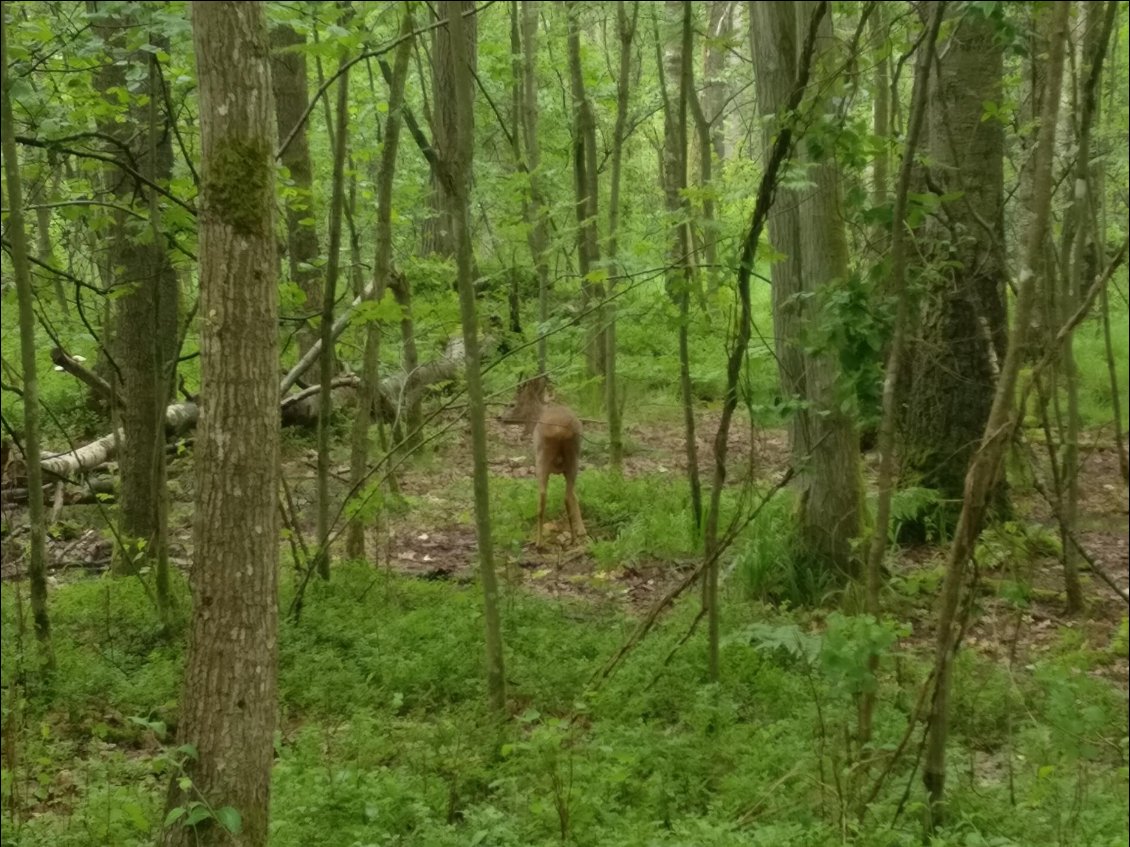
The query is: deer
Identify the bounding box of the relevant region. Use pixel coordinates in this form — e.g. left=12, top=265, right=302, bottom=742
left=500, top=375, right=587, bottom=549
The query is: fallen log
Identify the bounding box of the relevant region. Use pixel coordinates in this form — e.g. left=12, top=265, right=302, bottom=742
left=37, top=338, right=466, bottom=478
left=1, top=476, right=116, bottom=507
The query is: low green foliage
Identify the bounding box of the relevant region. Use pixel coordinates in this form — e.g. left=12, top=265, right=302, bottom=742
left=3, top=563, right=1127, bottom=847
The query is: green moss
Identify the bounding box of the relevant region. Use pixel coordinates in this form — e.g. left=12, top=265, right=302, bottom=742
left=204, top=136, right=273, bottom=236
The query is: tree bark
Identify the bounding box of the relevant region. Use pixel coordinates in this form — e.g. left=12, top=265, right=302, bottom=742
left=519, top=1, right=551, bottom=375
left=314, top=33, right=352, bottom=581
left=605, top=1, right=637, bottom=475
left=348, top=8, right=413, bottom=560
left=163, top=5, right=280, bottom=845
left=752, top=0, right=863, bottom=582
left=922, top=2, right=1068, bottom=829
left=435, top=0, right=507, bottom=716
left=858, top=0, right=944, bottom=749
left=566, top=1, right=607, bottom=379
left=427, top=0, right=477, bottom=260
left=1, top=2, right=54, bottom=664
left=89, top=3, right=180, bottom=576
left=271, top=23, right=324, bottom=362
left=899, top=2, right=1008, bottom=518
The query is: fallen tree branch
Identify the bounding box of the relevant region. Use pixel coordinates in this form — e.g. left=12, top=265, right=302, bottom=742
left=50, top=347, right=118, bottom=406
left=37, top=339, right=466, bottom=478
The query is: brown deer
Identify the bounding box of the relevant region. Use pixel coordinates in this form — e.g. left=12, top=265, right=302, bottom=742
left=500, top=375, right=587, bottom=549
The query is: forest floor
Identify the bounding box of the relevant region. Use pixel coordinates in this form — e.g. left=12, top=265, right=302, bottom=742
left=3, top=410, right=1128, bottom=847
left=393, top=412, right=1130, bottom=687
left=5, top=410, right=1127, bottom=690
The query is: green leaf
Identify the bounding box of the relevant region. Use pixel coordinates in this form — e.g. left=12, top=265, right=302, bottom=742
left=214, top=806, right=242, bottom=834
left=164, top=806, right=186, bottom=826
left=184, top=804, right=211, bottom=826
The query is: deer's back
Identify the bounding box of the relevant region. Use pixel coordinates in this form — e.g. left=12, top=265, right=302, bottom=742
left=533, top=403, right=582, bottom=474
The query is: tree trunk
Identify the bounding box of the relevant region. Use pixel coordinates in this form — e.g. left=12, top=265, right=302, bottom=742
left=923, top=3, right=1068, bottom=829
left=348, top=8, right=413, bottom=560
left=163, top=5, right=280, bottom=846
left=899, top=2, right=1008, bottom=519
left=566, top=1, right=607, bottom=379
left=657, top=1, right=704, bottom=539
left=1, top=2, right=54, bottom=665
left=1056, top=0, right=1117, bottom=614
left=271, top=23, right=324, bottom=362
left=314, top=35, right=352, bottom=581
left=686, top=4, right=718, bottom=286
left=869, top=3, right=890, bottom=252
left=858, top=0, right=944, bottom=749
left=605, top=1, right=637, bottom=475
left=752, top=0, right=863, bottom=582
left=435, top=0, right=507, bottom=716
left=702, top=0, right=730, bottom=162
left=519, top=0, right=551, bottom=375
left=89, top=4, right=180, bottom=577
left=427, top=0, right=477, bottom=260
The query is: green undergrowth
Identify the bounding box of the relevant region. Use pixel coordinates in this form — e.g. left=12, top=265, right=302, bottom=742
left=3, top=563, right=1127, bottom=847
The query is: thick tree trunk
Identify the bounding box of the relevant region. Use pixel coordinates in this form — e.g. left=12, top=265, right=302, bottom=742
left=752, top=1, right=863, bottom=582
left=163, top=5, right=280, bottom=846
left=427, top=0, right=477, bottom=260
left=899, top=3, right=1008, bottom=518
left=923, top=3, right=1068, bottom=828
left=89, top=4, right=179, bottom=576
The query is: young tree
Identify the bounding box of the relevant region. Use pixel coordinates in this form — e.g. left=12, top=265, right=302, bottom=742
left=347, top=7, right=415, bottom=560
left=435, top=0, right=506, bottom=716
left=314, top=23, right=352, bottom=581
left=859, top=0, right=945, bottom=748
left=604, top=0, right=638, bottom=474
left=657, top=1, right=703, bottom=534
left=1052, top=0, right=1118, bottom=613
left=164, top=4, right=280, bottom=844
left=1, top=1, right=54, bottom=665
